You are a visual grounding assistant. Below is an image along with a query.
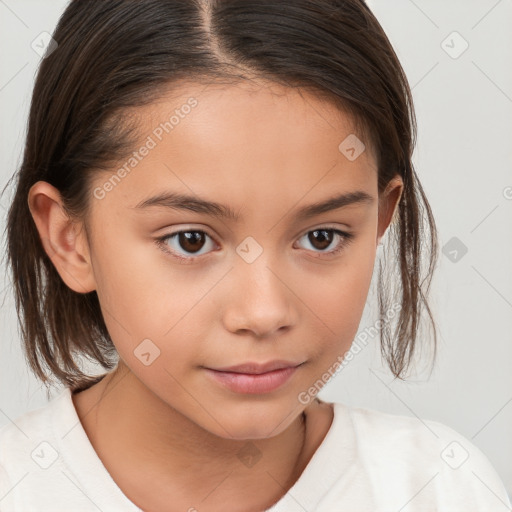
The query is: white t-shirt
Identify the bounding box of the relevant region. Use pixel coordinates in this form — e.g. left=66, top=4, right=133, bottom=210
left=0, top=387, right=510, bottom=511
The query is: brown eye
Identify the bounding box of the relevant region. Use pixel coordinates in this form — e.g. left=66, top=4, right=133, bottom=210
left=308, top=229, right=335, bottom=251
left=297, top=227, right=354, bottom=256
left=157, top=229, right=216, bottom=260
left=176, top=231, right=206, bottom=254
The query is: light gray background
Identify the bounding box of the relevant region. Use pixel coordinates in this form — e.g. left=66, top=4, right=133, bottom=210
left=1, top=0, right=511, bottom=502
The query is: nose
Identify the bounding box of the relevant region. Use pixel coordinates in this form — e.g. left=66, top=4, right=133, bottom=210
left=221, top=259, right=297, bottom=339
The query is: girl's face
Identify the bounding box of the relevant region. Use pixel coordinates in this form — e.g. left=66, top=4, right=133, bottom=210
left=80, top=80, right=402, bottom=439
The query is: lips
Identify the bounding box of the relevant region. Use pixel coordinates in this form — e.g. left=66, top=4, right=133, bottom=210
left=209, top=360, right=304, bottom=375
left=204, top=365, right=301, bottom=394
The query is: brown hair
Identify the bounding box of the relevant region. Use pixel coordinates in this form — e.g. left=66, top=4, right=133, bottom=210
left=2, top=0, right=438, bottom=396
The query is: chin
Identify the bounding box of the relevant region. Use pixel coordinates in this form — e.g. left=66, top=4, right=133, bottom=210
left=213, top=424, right=285, bottom=442
left=203, top=403, right=301, bottom=441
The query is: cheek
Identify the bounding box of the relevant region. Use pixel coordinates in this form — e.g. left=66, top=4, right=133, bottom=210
left=90, top=233, right=214, bottom=364
left=302, top=247, right=374, bottom=321
left=293, top=239, right=376, bottom=357
left=91, top=228, right=180, bottom=322
left=88, top=236, right=164, bottom=354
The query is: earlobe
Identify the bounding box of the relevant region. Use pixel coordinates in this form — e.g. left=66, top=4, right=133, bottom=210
left=27, top=181, right=96, bottom=294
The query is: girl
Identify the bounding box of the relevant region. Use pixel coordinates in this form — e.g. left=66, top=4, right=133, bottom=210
left=1, top=1, right=510, bottom=511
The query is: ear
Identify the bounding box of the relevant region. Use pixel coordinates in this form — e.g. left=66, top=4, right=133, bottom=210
left=27, top=180, right=96, bottom=293
left=376, top=175, right=403, bottom=246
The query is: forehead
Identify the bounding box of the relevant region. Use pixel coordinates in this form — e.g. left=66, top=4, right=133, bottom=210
left=91, top=80, right=378, bottom=217
left=138, top=78, right=375, bottom=154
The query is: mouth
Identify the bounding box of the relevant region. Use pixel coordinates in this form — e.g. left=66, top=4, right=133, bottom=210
left=204, top=361, right=305, bottom=394
left=208, top=360, right=305, bottom=375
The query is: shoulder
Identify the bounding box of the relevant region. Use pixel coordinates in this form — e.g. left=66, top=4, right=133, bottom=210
left=340, top=401, right=492, bottom=467
left=0, top=386, right=142, bottom=511
left=0, top=387, right=72, bottom=505
left=0, top=387, right=69, bottom=454
left=328, top=401, right=511, bottom=510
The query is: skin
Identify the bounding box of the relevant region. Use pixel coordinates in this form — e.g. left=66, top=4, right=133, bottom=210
left=28, top=79, right=403, bottom=512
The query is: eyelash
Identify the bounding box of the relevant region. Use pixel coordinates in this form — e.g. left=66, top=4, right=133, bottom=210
left=155, top=227, right=355, bottom=264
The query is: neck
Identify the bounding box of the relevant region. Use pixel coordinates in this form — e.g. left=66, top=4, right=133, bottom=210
left=73, top=363, right=312, bottom=511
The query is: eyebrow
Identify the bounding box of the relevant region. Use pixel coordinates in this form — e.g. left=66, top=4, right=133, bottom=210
left=132, top=190, right=374, bottom=222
